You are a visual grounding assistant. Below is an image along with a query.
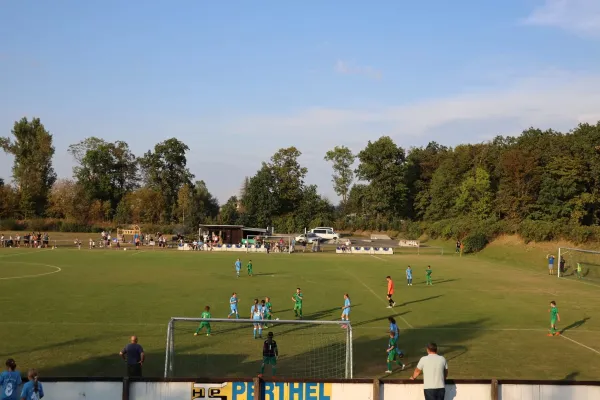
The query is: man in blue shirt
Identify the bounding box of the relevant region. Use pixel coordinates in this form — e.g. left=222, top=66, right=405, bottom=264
left=547, top=255, right=555, bottom=276
left=119, top=336, right=145, bottom=377
left=406, top=266, right=413, bottom=286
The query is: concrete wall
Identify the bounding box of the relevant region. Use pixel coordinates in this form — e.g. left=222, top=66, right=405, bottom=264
left=29, top=379, right=600, bottom=400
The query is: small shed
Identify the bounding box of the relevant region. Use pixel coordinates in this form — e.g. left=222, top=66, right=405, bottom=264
left=198, top=224, right=267, bottom=245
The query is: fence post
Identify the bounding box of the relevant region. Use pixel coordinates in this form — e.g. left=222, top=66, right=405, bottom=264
left=122, top=377, right=130, bottom=400
left=491, top=378, right=499, bottom=400
left=254, top=376, right=262, bottom=400
left=372, top=379, right=380, bottom=400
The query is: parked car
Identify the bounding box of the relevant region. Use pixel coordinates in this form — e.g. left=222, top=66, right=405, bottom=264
left=310, top=227, right=339, bottom=242
left=294, top=233, right=325, bottom=244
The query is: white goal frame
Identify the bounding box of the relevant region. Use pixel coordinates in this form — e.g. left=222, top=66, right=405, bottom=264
left=164, top=317, right=353, bottom=378
left=557, top=247, right=600, bottom=278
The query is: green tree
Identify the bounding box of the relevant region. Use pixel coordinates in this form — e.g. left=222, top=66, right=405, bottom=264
left=219, top=196, right=240, bottom=225
left=139, top=138, right=194, bottom=221
left=324, top=146, right=355, bottom=205
left=0, top=117, right=56, bottom=216
left=269, top=147, right=307, bottom=214
left=355, top=136, right=408, bottom=217
left=455, top=167, right=494, bottom=220
left=68, top=137, right=138, bottom=216
left=240, top=165, right=279, bottom=228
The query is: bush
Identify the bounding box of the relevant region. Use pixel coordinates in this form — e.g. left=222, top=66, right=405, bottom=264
left=0, top=219, right=22, bottom=231
left=518, top=220, right=557, bottom=243
left=404, top=221, right=423, bottom=240
left=462, top=232, right=489, bottom=254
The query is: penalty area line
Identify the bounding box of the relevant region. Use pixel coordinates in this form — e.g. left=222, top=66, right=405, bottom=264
left=560, top=334, right=600, bottom=356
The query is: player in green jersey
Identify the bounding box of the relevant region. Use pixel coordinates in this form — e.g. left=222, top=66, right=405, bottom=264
left=385, top=331, right=405, bottom=373
left=247, top=260, right=253, bottom=276
left=576, top=263, right=582, bottom=279
left=292, top=288, right=303, bottom=319
left=194, top=306, right=212, bottom=336
left=425, top=265, right=433, bottom=285
left=548, top=301, right=561, bottom=337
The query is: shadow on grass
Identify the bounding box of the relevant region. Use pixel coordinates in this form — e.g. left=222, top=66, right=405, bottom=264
left=353, top=311, right=411, bottom=327
left=38, top=319, right=489, bottom=380
left=562, top=371, right=579, bottom=381
left=400, top=295, right=443, bottom=307
left=560, top=317, right=590, bottom=334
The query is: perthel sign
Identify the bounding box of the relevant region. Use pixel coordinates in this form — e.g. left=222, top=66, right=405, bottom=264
left=191, top=382, right=332, bottom=400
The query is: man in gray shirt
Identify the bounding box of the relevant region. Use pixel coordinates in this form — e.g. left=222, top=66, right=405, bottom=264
left=409, top=342, right=448, bottom=400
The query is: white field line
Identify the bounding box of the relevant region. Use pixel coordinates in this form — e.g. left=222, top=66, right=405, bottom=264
left=560, top=334, right=600, bottom=355
left=344, top=269, right=414, bottom=329
left=370, top=255, right=388, bottom=262
left=0, top=265, right=61, bottom=280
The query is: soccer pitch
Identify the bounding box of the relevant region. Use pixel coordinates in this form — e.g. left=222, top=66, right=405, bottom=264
left=1, top=245, right=599, bottom=380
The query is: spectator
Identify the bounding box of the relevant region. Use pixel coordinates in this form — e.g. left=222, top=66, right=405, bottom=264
left=455, top=240, right=461, bottom=254
left=20, top=369, right=43, bottom=400
left=409, top=342, right=448, bottom=400
left=1, top=358, right=21, bottom=400
left=119, top=336, right=145, bottom=377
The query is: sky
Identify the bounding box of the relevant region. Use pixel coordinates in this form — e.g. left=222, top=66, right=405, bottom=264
left=1, top=0, right=600, bottom=204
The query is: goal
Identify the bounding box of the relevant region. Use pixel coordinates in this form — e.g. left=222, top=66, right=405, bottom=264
left=164, top=317, right=353, bottom=379
left=557, top=247, right=600, bottom=282
left=246, top=235, right=293, bottom=254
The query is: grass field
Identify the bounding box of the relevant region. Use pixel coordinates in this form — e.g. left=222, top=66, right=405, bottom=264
left=1, top=237, right=599, bottom=380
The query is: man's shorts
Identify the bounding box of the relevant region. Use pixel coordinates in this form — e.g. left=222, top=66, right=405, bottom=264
left=294, top=304, right=302, bottom=310
left=263, top=356, right=277, bottom=365
left=387, top=350, right=397, bottom=362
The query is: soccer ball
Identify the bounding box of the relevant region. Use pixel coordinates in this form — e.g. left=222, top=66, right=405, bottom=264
left=124, top=248, right=128, bottom=251
left=276, top=318, right=280, bottom=321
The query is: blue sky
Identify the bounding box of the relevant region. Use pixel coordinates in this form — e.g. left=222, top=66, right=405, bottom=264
left=1, top=0, right=600, bottom=203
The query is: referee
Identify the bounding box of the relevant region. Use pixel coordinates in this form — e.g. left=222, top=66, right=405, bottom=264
left=119, top=335, right=145, bottom=377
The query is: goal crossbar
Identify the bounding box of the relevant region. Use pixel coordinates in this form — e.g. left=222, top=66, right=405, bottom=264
left=164, top=317, right=353, bottom=379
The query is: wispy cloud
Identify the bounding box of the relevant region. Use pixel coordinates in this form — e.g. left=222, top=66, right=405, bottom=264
left=334, top=60, right=382, bottom=80
left=523, top=0, right=600, bottom=36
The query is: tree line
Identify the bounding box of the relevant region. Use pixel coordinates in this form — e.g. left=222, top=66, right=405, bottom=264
left=2, top=117, right=600, bottom=245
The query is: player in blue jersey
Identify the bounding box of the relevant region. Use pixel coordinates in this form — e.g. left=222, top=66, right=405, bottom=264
left=0, top=359, right=21, bottom=400
left=251, top=299, right=264, bottom=339
left=234, top=259, right=242, bottom=278
left=340, top=294, right=351, bottom=328
left=406, top=266, right=413, bottom=286
left=20, top=369, right=43, bottom=400
left=228, top=292, right=239, bottom=319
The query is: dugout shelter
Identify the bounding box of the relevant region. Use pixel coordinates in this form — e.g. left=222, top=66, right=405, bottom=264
left=198, top=224, right=267, bottom=245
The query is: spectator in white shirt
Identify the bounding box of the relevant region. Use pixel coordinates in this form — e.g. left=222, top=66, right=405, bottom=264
left=409, top=342, right=448, bottom=400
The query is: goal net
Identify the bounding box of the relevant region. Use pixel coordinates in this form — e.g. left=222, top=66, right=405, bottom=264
left=557, top=247, right=600, bottom=282
left=164, top=318, right=353, bottom=379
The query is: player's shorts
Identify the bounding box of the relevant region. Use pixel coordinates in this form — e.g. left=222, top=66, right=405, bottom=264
left=387, top=350, right=397, bottom=361
left=387, top=292, right=393, bottom=297
left=230, top=308, right=238, bottom=314
left=199, top=322, right=210, bottom=328
left=342, top=309, right=350, bottom=316
left=263, top=356, right=277, bottom=365
left=294, top=304, right=302, bottom=310
left=548, top=264, right=553, bottom=270
left=550, top=318, right=557, bottom=325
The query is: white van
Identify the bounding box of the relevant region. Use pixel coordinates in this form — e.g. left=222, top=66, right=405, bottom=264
left=310, top=227, right=339, bottom=242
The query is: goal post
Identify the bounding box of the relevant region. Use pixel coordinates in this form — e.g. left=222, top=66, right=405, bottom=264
left=164, top=317, right=353, bottom=379
left=557, top=247, right=600, bottom=281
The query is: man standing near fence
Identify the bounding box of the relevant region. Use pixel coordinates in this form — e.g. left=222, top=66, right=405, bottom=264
left=119, top=336, right=145, bottom=377
left=409, top=342, right=448, bottom=400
